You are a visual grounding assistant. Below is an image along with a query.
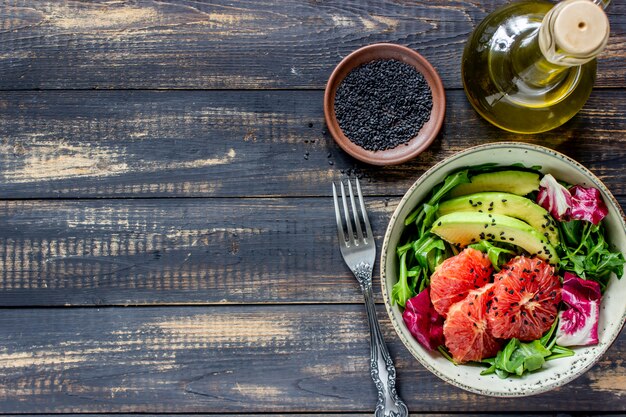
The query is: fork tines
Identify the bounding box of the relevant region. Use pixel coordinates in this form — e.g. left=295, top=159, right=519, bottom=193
left=332, top=178, right=373, bottom=247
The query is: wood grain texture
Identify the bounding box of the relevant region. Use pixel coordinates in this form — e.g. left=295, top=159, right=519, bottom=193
left=0, top=197, right=393, bottom=306
left=0, top=305, right=623, bottom=413
left=0, top=89, right=625, bottom=198
left=14, top=413, right=604, bottom=417
left=0, top=0, right=623, bottom=90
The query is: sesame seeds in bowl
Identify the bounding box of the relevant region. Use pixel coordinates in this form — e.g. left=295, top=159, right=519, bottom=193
left=324, top=43, right=445, bottom=166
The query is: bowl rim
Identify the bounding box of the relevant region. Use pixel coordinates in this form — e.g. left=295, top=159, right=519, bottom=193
left=380, top=141, right=626, bottom=397
left=323, top=43, right=445, bottom=166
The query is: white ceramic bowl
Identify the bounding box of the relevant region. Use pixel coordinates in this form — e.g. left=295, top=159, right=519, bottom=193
left=380, top=142, right=626, bottom=397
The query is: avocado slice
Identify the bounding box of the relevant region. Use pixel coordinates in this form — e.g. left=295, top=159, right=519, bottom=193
left=431, top=212, right=559, bottom=264
left=448, top=170, right=540, bottom=198
left=437, top=192, right=559, bottom=246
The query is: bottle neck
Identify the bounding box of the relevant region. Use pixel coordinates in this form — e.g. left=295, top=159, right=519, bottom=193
left=511, top=0, right=609, bottom=88
left=539, top=0, right=609, bottom=66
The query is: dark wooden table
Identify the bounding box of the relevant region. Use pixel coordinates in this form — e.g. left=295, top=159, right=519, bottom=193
left=0, top=1, right=624, bottom=415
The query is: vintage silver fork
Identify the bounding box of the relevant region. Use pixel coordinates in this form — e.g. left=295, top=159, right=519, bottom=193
left=332, top=179, right=408, bottom=417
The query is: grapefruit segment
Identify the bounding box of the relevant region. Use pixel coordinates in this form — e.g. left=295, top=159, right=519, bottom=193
left=487, top=256, right=561, bottom=341
left=443, top=283, right=502, bottom=363
left=429, top=248, right=492, bottom=317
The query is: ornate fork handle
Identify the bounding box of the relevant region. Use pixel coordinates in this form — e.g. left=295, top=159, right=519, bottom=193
left=353, top=262, right=408, bottom=417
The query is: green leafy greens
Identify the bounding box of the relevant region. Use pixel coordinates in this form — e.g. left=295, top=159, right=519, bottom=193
left=479, top=319, right=573, bottom=378
left=557, top=220, right=624, bottom=292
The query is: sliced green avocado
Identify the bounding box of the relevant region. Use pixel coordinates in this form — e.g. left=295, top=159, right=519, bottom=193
left=431, top=212, right=559, bottom=264
left=448, top=170, right=540, bottom=198
left=437, top=192, right=559, bottom=246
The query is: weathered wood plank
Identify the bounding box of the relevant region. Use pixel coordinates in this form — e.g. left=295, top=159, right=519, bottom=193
left=0, top=305, right=623, bottom=413
left=8, top=413, right=596, bottom=417
left=0, top=197, right=392, bottom=306
left=0, top=1, right=623, bottom=90
left=0, top=89, right=625, bottom=198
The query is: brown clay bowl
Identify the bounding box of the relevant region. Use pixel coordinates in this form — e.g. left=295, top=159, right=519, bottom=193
left=324, top=43, right=445, bottom=166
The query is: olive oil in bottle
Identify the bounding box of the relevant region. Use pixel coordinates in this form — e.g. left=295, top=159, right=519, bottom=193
left=462, top=0, right=610, bottom=134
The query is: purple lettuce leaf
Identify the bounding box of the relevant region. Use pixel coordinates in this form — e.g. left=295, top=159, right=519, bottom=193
left=536, top=174, right=572, bottom=221
left=402, top=288, right=444, bottom=351
left=569, top=185, right=609, bottom=225
left=556, top=272, right=601, bottom=347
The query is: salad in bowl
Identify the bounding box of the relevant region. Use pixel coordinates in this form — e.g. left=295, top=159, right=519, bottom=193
left=380, top=142, right=626, bottom=396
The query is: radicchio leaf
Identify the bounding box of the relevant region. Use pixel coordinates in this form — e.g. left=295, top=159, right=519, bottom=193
left=555, top=272, right=601, bottom=347
left=536, top=174, right=572, bottom=221
left=569, top=185, right=609, bottom=225
left=402, top=288, right=444, bottom=351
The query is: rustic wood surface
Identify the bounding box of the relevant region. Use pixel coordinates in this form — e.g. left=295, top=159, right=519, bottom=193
left=0, top=0, right=624, bottom=89
left=0, top=306, right=624, bottom=413
left=0, top=0, right=624, bottom=415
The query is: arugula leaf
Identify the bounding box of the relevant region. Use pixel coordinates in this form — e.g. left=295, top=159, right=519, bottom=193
left=438, top=345, right=455, bottom=364
left=546, top=345, right=575, bottom=361
left=495, top=339, right=524, bottom=374
left=404, top=170, right=470, bottom=226
left=560, top=220, right=583, bottom=246
left=413, top=236, right=445, bottom=269
left=511, top=163, right=543, bottom=172
left=540, top=316, right=559, bottom=349
left=421, top=203, right=439, bottom=235
left=391, top=252, right=414, bottom=307
left=557, top=220, right=625, bottom=292
left=468, top=240, right=516, bottom=271
left=512, top=340, right=551, bottom=372
left=480, top=319, right=573, bottom=378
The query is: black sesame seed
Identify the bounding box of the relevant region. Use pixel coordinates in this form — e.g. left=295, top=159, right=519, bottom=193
left=334, top=59, right=433, bottom=151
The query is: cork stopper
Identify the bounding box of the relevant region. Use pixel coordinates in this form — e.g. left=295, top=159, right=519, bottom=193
left=539, top=0, right=610, bottom=66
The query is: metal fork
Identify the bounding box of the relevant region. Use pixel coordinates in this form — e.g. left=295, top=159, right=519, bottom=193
left=332, top=179, right=408, bottom=417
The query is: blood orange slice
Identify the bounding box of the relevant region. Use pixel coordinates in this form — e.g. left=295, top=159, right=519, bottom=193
left=430, top=248, right=492, bottom=317
left=487, top=256, right=561, bottom=341
left=443, top=283, right=501, bottom=363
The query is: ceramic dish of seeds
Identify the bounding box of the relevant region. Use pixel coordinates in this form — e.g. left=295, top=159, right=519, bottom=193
left=324, top=43, right=445, bottom=166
